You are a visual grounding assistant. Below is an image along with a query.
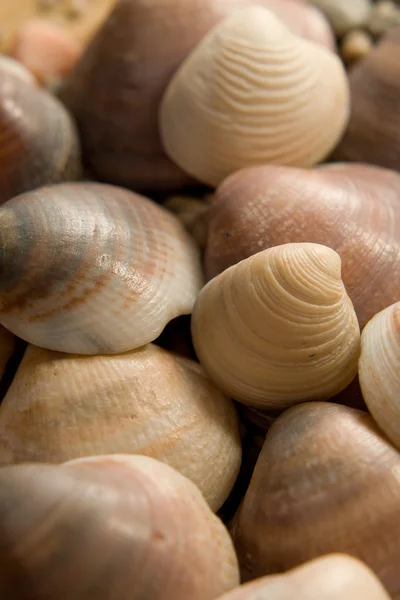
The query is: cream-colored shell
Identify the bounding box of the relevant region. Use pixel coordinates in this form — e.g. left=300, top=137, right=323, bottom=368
left=0, top=343, right=241, bottom=511
left=359, top=301, right=400, bottom=450
left=159, top=6, right=349, bottom=188
left=191, top=243, right=360, bottom=409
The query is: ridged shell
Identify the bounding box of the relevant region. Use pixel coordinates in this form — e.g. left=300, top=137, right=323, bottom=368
left=0, top=68, right=81, bottom=204
left=159, top=7, right=349, bottom=188
left=231, top=402, right=400, bottom=599
left=191, top=243, right=360, bottom=410
left=206, top=163, right=400, bottom=328
left=216, top=555, right=391, bottom=600
left=0, top=182, right=203, bottom=354
left=0, top=343, right=241, bottom=511
left=0, top=455, right=239, bottom=599
left=60, top=0, right=334, bottom=193
left=359, top=302, right=400, bottom=451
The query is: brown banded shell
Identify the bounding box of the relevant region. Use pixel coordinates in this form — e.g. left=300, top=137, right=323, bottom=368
left=0, top=68, right=81, bottom=204
left=191, top=243, right=360, bottom=410
left=206, top=163, right=400, bottom=328
left=60, top=0, right=334, bottom=194
left=0, top=343, right=241, bottom=511
left=159, top=6, right=349, bottom=188
left=231, top=402, right=400, bottom=599
left=359, top=302, right=400, bottom=451
left=0, top=182, right=203, bottom=354
left=216, top=554, right=391, bottom=600
left=0, top=454, right=240, bottom=599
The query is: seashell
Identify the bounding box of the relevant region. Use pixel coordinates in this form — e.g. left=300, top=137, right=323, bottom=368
left=0, top=325, right=15, bottom=382
left=307, top=0, right=372, bottom=36
left=60, top=0, right=335, bottom=194
left=0, top=55, right=37, bottom=86
left=191, top=243, right=360, bottom=410
left=367, top=1, right=400, bottom=38
left=0, top=343, right=241, bottom=511
left=159, top=6, right=349, bottom=188
left=0, top=68, right=81, bottom=204
left=206, top=163, right=400, bottom=328
left=0, top=182, right=203, bottom=355
left=334, top=27, right=400, bottom=171
left=0, top=454, right=240, bottom=599
left=340, top=29, right=374, bottom=66
left=231, top=402, right=400, bottom=599
left=359, top=301, right=400, bottom=451
left=216, top=554, right=391, bottom=600
left=164, top=195, right=210, bottom=250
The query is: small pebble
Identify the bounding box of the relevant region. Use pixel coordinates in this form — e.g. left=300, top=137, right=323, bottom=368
left=340, top=29, right=374, bottom=65
left=367, top=0, right=400, bottom=37
left=9, top=20, right=82, bottom=85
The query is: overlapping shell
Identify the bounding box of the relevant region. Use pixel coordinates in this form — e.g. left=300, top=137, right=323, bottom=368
left=359, top=302, right=400, bottom=451
left=159, top=7, right=349, bottom=188
left=191, top=243, right=360, bottom=410
left=0, top=343, right=241, bottom=511
left=231, top=402, right=400, bottom=599
left=0, top=455, right=240, bottom=599
left=206, top=163, right=400, bottom=328
left=0, top=67, right=81, bottom=204
left=0, top=182, right=203, bottom=354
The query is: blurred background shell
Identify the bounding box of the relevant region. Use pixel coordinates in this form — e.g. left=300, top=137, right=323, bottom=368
left=0, top=182, right=203, bottom=354
left=0, top=454, right=240, bottom=599
left=0, top=343, right=242, bottom=511
left=307, top=0, right=372, bottom=36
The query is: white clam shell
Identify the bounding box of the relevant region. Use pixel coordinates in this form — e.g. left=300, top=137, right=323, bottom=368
left=159, top=6, right=350, bottom=188
left=191, top=243, right=360, bottom=409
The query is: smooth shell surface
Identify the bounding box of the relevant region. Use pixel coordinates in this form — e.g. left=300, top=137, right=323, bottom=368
left=216, top=554, right=391, bottom=600
left=0, top=69, right=81, bottom=204
left=159, top=6, right=349, bottom=188
left=0, top=344, right=241, bottom=511
left=206, top=163, right=400, bottom=328
left=0, top=182, right=203, bottom=354
left=359, top=302, right=400, bottom=451
left=231, top=402, right=400, bottom=599
left=60, top=0, right=334, bottom=193
left=0, top=455, right=240, bottom=599
left=192, top=243, right=360, bottom=409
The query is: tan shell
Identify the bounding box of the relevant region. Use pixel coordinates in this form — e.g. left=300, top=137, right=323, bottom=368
left=191, top=243, right=360, bottom=410
left=231, top=402, right=400, bottom=599
left=0, top=454, right=239, bottom=599
left=308, top=0, right=372, bottom=36
left=359, top=302, right=400, bottom=451
left=0, top=343, right=241, bottom=511
left=0, top=325, right=15, bottom=381
left=0, top=182, right=203, bottom=354
left=0, top=67, right=81, bottom=204
left=216, top=554, right=391, bottom=600
left=159, top=6, right=349, bottom=188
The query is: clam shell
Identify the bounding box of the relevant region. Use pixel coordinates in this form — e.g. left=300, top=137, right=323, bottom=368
left=231, top=402, right=400, bottom=599
left=206, top=163, right=400, bottom=328
left=159, top=6, right=349, bottom=188
left=0, top=182, right=203, bottom=354
left=0, top=343, right=241, bottom=511
left=359, top=302, right=400, bottom=451
left=0, top=455, right=239, bottom=599
left=191, top=243, right=360, bottom=410
left=0, top=68, right=81, bottom=204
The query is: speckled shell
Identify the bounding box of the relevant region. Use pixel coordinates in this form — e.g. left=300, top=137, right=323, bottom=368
left=0, top=455, right=240, bottom=599
left=0, top=182, right=203, bottom=354
left=216, top=554, right=391, bottom=600
left=231, top=402, right=400, bottom=599
left=159, top=7, right=349, bottom=188
left=192, top=243, right=360, bottom=410
left=60, top=0, right=334, bottom=194
left=206, top=163, right=400, bottom=328
left=0, top=68, right=81, bottom=204
left=335, top=27, right=400, bottom=171
left=0, top=343, right=241, bottom=511
left=359, top=302, right=400, bottom=451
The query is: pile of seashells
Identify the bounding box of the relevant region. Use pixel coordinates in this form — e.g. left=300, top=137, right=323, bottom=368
left=0, top=0, right=400, bottom=598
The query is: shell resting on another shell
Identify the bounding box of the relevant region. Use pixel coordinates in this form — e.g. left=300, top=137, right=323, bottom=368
left=0, top=182, right=203, bottom=355
left=191, top=243, right=360, bottom=410
left=159, top=6, right=349, bottom=188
